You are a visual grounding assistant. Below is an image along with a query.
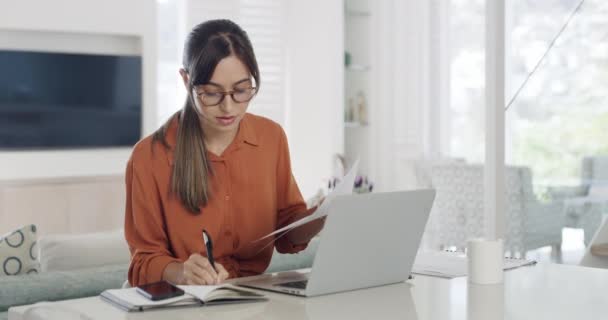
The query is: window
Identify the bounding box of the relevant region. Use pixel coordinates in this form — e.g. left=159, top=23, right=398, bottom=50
left=436, top=0, right=607, bottom=260
left=443, top=0, right=608, bottom=187
left=508, top=0, right=608, bottom=187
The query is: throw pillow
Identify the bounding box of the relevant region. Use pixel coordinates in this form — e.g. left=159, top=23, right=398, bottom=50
left=0, top=224, right=40, bottom=276
left=39, top=229, right=130, bottom=272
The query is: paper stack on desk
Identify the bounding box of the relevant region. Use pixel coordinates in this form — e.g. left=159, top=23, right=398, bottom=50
left=412, top=250, right=537, bottom=278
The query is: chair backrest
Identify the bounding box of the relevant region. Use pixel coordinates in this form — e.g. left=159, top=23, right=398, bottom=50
left=580, top=216, right=608, bottom=269
left=427, top=163, right=535, bottom=251
left=582, top=156, right=608, bottom=185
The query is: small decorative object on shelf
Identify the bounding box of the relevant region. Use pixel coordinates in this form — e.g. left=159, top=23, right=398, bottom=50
left=345, top=97, right=355, bottom=122
left=327, top=154, right=374, bottom=194
left=354, top=175, right=374, bottom=193
left=327, top=175, right=373, bottom=194
left=344, top=51, right=352, bottom=67
left=345, top=91, right=369, bottom=125
left=356, top=90, right=368, bottom=125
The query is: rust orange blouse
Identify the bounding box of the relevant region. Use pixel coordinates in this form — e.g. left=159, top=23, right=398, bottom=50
left=125, top=113, right=312, bottom=286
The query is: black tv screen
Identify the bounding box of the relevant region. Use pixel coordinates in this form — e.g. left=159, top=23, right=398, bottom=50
left=0, top=50, right=142, bottom=149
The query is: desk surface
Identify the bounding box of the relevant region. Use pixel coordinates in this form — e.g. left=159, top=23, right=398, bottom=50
left=9, top=263, right=608, bottom=320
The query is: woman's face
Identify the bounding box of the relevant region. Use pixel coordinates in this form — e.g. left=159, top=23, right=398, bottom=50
left=182, top=55, right=255, bottom=135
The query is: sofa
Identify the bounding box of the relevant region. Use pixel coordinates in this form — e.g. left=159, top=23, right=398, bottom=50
left=0, top=231, right=319, bottom=320
left=425, top=163, right=565, bottom=255
left=547, top=156, right=608, bottom=244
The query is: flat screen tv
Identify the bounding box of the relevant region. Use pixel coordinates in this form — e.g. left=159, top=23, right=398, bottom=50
left=0, top=50, right=142, bottom=149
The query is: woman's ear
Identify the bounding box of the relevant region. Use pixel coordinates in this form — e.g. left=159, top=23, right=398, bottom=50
left=179, top=68, right=190, bottom=91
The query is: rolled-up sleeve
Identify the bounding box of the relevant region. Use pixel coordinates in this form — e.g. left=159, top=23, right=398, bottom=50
left=274, top=127, right=314, bottom=254
left=216, top=256, right=240, bottom=279
left=124, top=155, right=180, bottom=286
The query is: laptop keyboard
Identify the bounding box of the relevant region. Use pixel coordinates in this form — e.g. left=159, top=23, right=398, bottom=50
left=276, top=280, right=308, bottom=290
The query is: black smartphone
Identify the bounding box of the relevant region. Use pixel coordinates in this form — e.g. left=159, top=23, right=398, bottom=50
left=136, top=280, right=185, bottom=301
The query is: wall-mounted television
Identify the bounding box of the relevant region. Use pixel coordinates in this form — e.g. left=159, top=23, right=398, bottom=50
left=0, top=50, right=142, bottom=149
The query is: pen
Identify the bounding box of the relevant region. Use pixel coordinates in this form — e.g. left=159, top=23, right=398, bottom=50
left=202, top=229, right=217, bottom=272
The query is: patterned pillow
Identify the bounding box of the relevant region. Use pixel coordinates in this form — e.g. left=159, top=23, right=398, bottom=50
left=0, top=224, right=40, bottom=276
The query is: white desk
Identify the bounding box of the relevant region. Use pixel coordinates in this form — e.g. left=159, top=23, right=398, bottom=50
left=9, top=263, right=608, bottom=320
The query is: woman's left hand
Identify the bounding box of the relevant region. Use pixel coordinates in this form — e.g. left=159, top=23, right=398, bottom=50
left=287, top=204, right=326, bottom=245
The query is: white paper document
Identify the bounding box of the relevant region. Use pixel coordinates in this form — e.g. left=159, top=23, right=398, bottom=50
left=257, top=159, right=360, bottom=241
left=412, top=251, right=537, bottom=278
left=179, top=285, right=223, bottom=301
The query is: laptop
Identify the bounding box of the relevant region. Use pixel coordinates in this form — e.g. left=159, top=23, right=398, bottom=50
left=237, top=189, right=435, bottom=297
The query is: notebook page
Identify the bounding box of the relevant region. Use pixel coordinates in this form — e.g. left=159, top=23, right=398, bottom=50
left=178, top=285, right=224, bottom=301
left=103, top=288, right=196, bottom=307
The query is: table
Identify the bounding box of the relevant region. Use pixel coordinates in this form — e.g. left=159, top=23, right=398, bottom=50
left=9, top=263, right=608, bottom=320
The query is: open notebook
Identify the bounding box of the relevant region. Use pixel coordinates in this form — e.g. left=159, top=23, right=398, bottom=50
left=101, top=284, right=267, bottom=312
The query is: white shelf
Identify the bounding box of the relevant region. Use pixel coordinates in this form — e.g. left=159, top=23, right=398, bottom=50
left=346, top=64, right=371, bottom=72
left=344, top=0, right=372, bottom=178
left=345, top=121, right=369, bottom=128
left=345, top=9, right=371, bottom=17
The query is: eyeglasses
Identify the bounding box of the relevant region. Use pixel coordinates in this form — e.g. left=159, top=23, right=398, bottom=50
left=193, top=87, right=258, bottom=107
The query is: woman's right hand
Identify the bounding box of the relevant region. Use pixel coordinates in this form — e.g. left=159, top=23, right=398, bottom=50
left=180, top=253, right=229, bottom=285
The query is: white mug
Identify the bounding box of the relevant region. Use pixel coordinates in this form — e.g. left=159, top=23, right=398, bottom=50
left=467, top=238, right=504, bottom=284
left=467, top=283, right=505, bottom=320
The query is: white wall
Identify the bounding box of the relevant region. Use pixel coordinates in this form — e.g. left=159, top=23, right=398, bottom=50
left=285, top=0, right=344, bottom=199
left=0, top=0, right=156, bottom=181
left=0, top=0, right=343, bottom=195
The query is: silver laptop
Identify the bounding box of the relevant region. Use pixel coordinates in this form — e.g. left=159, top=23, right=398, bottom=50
left=237, top=189, right=435, bottom=297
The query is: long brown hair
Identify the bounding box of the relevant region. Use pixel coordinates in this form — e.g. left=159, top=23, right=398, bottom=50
left=152, top=19, right=260, bottom=213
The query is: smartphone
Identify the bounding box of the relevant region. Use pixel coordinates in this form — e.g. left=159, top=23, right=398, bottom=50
left=136, top=280, right=185, bottom=301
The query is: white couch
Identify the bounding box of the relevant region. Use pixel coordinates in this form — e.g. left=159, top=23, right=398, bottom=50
left=547, top=156, right=608, bottom=244
left=424, top=163, right=565, bottom=256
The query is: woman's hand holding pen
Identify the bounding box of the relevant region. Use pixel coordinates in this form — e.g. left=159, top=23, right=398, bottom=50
left=182, top=254, right=229, bottom=285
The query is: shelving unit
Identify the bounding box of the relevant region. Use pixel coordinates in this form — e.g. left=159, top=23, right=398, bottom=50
left=343, top=0, right=373, bottom=177
left=344, top=121, right=369, bottom=128
left=345, top=9, right=371, bottom=17
left=345, top=64, right=371, bottom=72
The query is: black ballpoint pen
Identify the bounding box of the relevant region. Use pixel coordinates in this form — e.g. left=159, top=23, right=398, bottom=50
left=202, top=229, right=217, bottom=272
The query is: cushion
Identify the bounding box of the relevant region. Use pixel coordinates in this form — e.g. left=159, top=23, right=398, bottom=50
left=0, top=224, right=39, bottom=276
left=0, top=264, right=128, bottom=312
left=39, top=229, right=130, bottom=272
left=546, top=185, right=588, bottom=199
left=591, top=157, right=608, bottom=181
left=588, top=183, right=608, bottom=198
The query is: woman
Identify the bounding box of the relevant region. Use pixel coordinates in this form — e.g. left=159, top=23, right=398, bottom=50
left=125, top=19, right=323, bottom=286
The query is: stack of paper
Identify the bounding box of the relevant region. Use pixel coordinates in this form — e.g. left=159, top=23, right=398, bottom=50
left=412, top=251, right=537, bottom=278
